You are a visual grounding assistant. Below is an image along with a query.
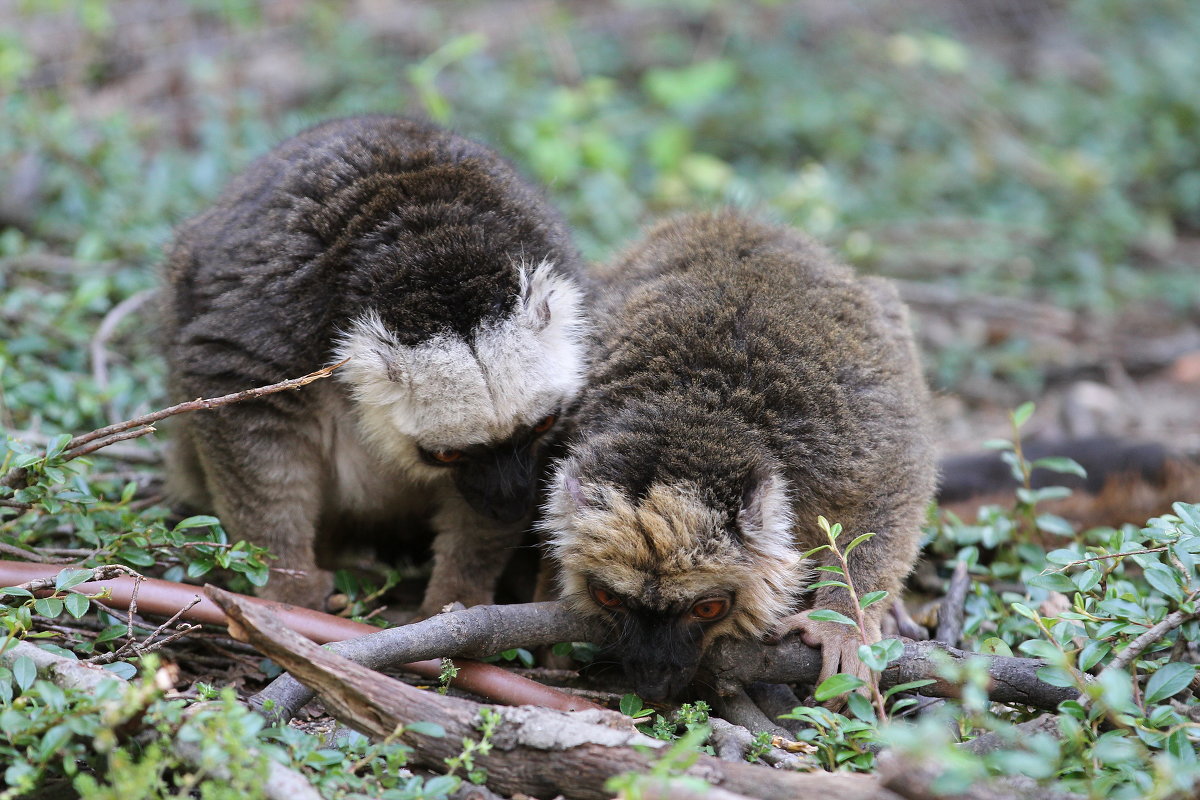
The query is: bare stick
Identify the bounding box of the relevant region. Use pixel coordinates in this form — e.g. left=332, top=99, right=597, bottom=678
left=68, top=359, right=346, bottom=451
left=1100, top=596, right=1200, bottom=676
left=1, top=361, right=345, bottom=489
left=89, top=288, right=158, bottom=424
left=936, top=560, right=971, bottom=648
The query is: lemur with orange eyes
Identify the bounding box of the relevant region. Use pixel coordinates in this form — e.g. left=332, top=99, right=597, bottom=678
left=542, top=211, right=936, bottom=701
left=163, top=115, right=588, bottom=613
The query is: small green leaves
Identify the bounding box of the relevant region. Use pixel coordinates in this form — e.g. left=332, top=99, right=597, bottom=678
left=1144, top=663, right=1197, bottom=705
left=858, top=638, right=904, bottom=672
left=12, top=655, right=35, bottom=692
left=54, top=568, right=94, bottom=591
left=859, top=591, right=888, bottom=610
left=619, top=693, right=654, bottom=719
left=815, top=673, right=866, bottom=702
left=1011, top=402, right=1035, bottom=429
left=405, top=721, right=447, bottom=738
left=807, top=609, right=857, bottom=627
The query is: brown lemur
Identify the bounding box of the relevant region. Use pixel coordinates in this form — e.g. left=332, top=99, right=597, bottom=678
left=163, top=115, right=588, bottom=612
left=542, top=211, right=937, bottom=701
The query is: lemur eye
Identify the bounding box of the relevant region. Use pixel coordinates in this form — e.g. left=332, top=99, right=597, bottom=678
left=690, top=597, right=730, bottom=621
left=532, top=414, right=557, bottom=434
left=589, top=585, right=624, bottom=610
left=431, top=449, right=463, bottom=464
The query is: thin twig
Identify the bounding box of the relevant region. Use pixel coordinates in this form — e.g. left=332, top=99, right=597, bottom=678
left=1, top=360, right=346, bottom=490
left=67, top=359, right=347, bottom=451
left=1099, top=596, right=1200, bottom=676
left=935, top=560, right=971, bottom=648
left=1048, top=547, right=1169, bottom=573
left=64, top=426, right=157, bottom=461
left=89, top=288, right=158, bottom=424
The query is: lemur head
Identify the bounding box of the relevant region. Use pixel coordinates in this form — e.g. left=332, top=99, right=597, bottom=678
left=333, top=259, right=587, bottom=522
left=543, top=432, right=806, bottom=700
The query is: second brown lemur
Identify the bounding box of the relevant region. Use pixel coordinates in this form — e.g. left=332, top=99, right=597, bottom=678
left=542, top=211, right=937, bottom=701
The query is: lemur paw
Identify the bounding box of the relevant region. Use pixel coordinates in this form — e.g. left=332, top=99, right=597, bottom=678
left=778, top=610, right=882, bottom=709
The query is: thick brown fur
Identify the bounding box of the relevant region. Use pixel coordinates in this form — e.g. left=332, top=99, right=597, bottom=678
left=543, top=211, right=937, bottom=699
left=163, top=115, right=587, bottom=611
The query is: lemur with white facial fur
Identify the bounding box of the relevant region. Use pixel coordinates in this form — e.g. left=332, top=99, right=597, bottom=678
left=543, top=211, right=936, bottom=701
left=163, top=115, right=588, bottom=612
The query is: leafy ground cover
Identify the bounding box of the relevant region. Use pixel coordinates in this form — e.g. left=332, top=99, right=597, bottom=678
left=1, top=1, right=1197, bottom=797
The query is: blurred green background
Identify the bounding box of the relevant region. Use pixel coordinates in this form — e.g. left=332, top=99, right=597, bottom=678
left=1, top=0, right=1198, bottom=445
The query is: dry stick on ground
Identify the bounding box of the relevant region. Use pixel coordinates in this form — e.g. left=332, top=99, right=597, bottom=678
left=0, top=639, right=322, bottom=800
left=89, top=287, right=159, bottom=425
left=209, top=586, right=902, bottom=800
left=935, top=560, right=972, bottom=648
left=0, top=560, right=595, bottom=713
left=1, top=360, right=345, bottom=489
left=250, top=597, right=1080, bottom=723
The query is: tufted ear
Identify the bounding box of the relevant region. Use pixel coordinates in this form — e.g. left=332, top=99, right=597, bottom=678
left=518, top=259, right=572, bottom=333
left=737, top=467, right=792, bottom=542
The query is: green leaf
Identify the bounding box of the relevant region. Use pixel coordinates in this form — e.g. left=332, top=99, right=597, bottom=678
left=34, top=596, right=64, bottom=618
left=1078, top=640, right=1110, bottom=671
left=54, top=568, right=94, bottom=591
left=43, top=433, right=72, bottom=459
left=64, top=592, right=89, bottom=618
left=1031, top=457, right=1087, bottom=478
left=1018, top=639, right=1062, bottom=660
left=405, top=720, right=446, bottom=738
left=36, top=723, right=73, bottom=762
left=1026, top=572, right=1078, bottom=594
left=102, top=662, right=136, bottom=680
left=806, top=609, right=857, bottom=627
left=1010, top=603, right=1038, bottom=620
left=173, top=515, right=221, bottom=531
left=845, top=692, right=875, bottom=722
left=842, top=532, right=875, bottom=556
left=1036, top=666, right=1078, bottom=688
left=1011, top=402, right=1035, bottom=429
left=814, top=673, right=865, bottom=702
left=12, top=655, right=35, bottom=691
left=1143, top=564, right=1182, bottom=602
left=1035, top=513, right=1076, bottom=537
left=858, top=590, right=888, bottom=610
left=1144, top=662, right=1197, bottom=704
left=801, top=545, right=830, bottom=558
left=619, top=694, right=644, bottom=717
left=808, top=580, right=849, bottom=590
left=979, top=638, right=1013, bottom=656
left=884, top=679, right=936, bottom=698
left=0, top=587, right=33, bottom=598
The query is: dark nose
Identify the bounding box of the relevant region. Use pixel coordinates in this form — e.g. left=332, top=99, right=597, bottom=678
left=625, top=659, right=693, bottom=702
left=452, top=446, right=538, bottom=523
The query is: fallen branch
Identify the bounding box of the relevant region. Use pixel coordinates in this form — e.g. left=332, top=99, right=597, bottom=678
left=210, top=587, right=901, bottom=800
left=252, top=597, right=1078, bottom=720
left=0, top=561, right=597, bottom=713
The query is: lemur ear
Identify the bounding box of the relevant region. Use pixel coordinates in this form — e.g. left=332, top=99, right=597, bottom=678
left=737, top=468, right=790, bottom=539
left=518, top=260, right=559, bottom=332
left=564, top=474, right=591, bottom=510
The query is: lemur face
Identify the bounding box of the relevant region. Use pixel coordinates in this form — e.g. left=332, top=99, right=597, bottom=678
left=334, top=258, right=587, bottom=522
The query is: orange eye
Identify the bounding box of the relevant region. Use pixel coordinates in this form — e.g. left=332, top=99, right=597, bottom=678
left=532, top=414, right=557, bottom=434
left=690, top=598, right=729, bottom=621
left=431, top=449, right=463, bottom=464
left=589, top=585, right=624, bottom=610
